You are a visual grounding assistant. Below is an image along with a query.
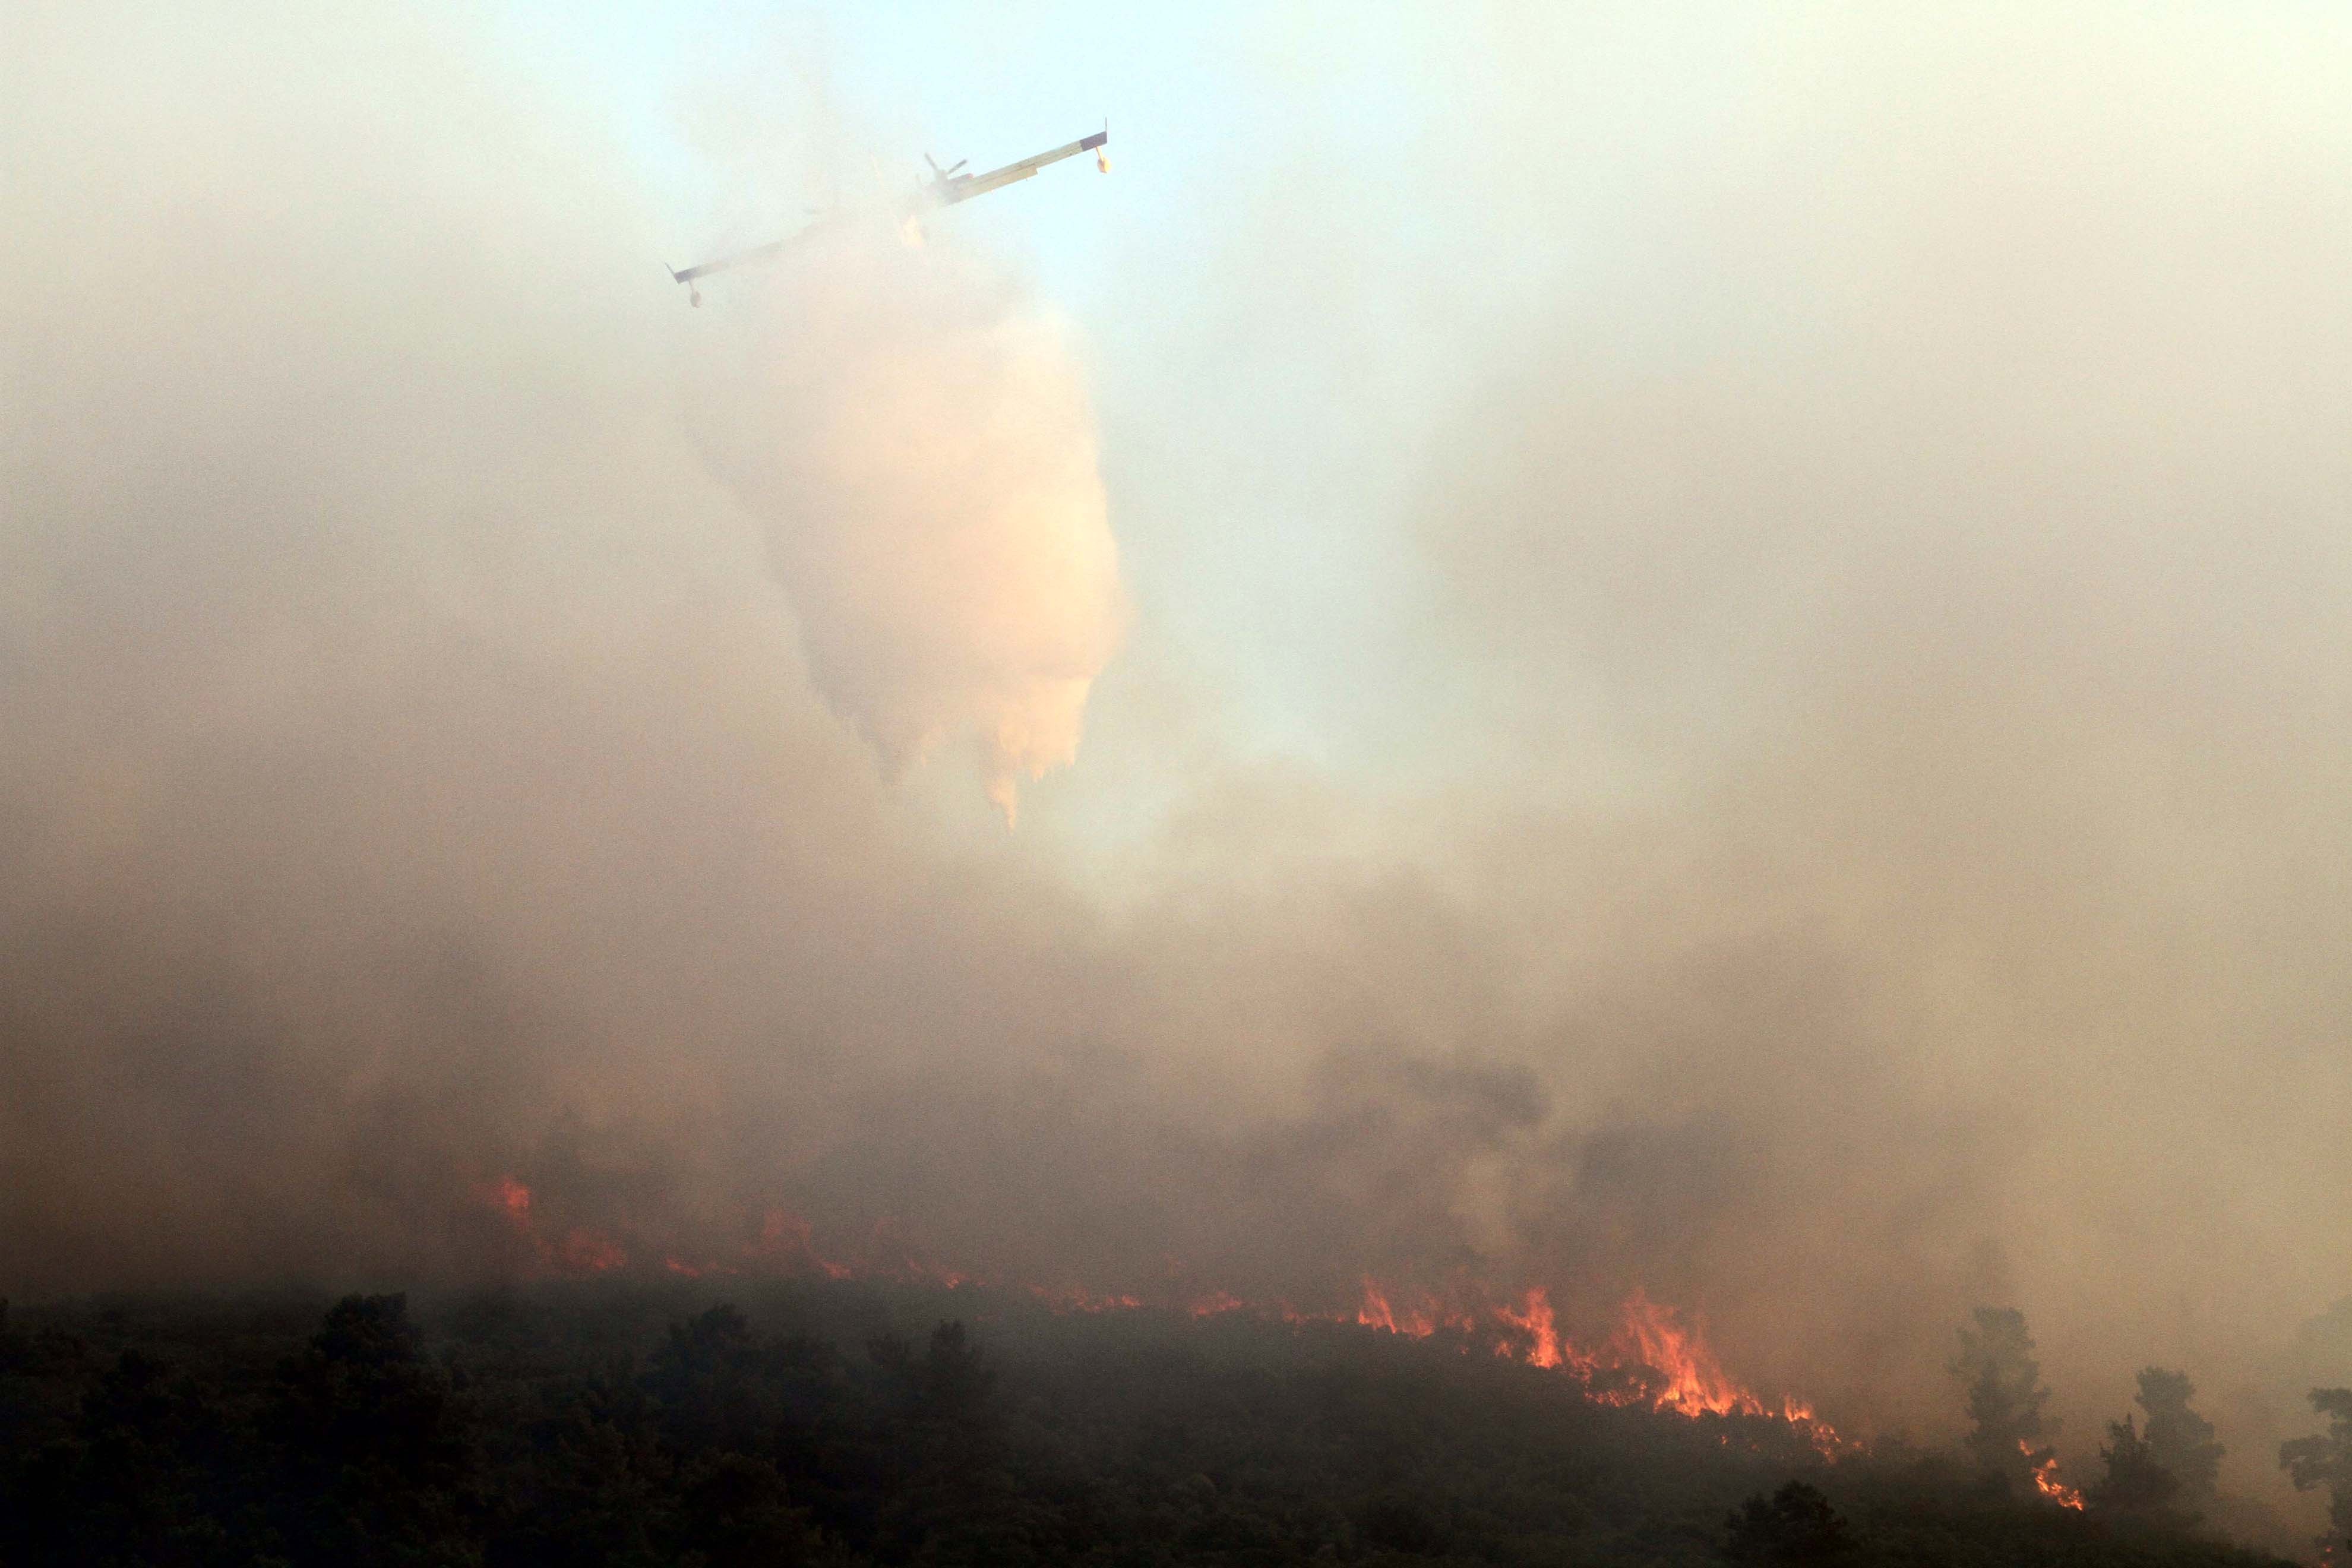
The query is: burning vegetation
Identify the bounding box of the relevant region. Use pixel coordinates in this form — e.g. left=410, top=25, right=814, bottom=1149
left=12, top=8, right=2352, bottom=1566
left=450, top=1174, right=2352, bottom=1558
left=0, top=1282, right=2323, bottom=1568
left=476, top=1177, right=1852, bottom=1455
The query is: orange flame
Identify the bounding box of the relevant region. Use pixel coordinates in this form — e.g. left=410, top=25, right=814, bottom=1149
left=556, top=1228, right=627, bottom=1273
left=477, top=1175, right=625, bottom=1273
left=1348, top=1279, right=1479, bottom=1339
left=755, top=1208, right=854, bottom=1279
left=2021, top=1440, right=2084, bottom=1509
left=1496, top=1286, right=1565, bottom=1370
left=1028, top=1283, right=1145, bottom=1313
left=466, top=1187, right=1848, bottom=1454
left=1271, top=1277, right=1842, bottom=1450
left=1605, top=1291, right=1763, bottom=1418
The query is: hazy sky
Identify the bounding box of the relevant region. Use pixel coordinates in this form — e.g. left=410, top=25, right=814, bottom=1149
left=564, top=2, right=1800, bottom=813
left=10, top=0, right=2352, bottom=1532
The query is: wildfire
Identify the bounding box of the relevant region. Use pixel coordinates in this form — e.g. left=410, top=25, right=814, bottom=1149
left=757, top=1208, right=855, bottom=1279
left=558, top=1229, right=627, bottom=1273
left=471, top=1182, right=1847, bottom=1454
left=491, top=1176, right=531, bottom=1219
left=1605, top=1291, right=1764, bottom=1418
left=1029, top=1283, right=1145, bottom=1314
left=1495, top=1286, right=1565, bottom=1370
left=1323, top=1278, right=1844, bottom=1452
left=2021, top=1440, right=2085, bottom=1509
left=1352, top=1278, right=1477, bottom=1338
left=478, top=1175, right=629, bottom=1276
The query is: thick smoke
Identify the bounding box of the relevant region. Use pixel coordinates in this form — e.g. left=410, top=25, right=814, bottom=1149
left=1396, top=7, right=2352, bottom=1455
left=7, top=1, right=2352, bottom=1539
left=690, top=223, right=1124, bottom=821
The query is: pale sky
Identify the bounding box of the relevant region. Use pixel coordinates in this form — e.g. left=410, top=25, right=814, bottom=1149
left=485, top=2, right=1789, bottom=829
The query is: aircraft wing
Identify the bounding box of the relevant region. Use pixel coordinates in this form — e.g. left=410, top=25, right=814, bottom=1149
left=670, top=211, right=846, bottom=303
left=938, top=129, right=1108, bottom=206
left=672, top=126, right=1107, bottom=304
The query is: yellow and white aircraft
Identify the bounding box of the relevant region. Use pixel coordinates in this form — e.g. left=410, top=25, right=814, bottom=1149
left=671, top=124, right=1109, bottom=306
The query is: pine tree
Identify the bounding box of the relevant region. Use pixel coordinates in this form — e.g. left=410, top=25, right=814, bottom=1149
left=2136, top=1368, right=2223, bottom=1501
left=2090, top=1413, right=2181, bottom=1513
left=2281, top=1387, right=2352, bottom=1557
left=1952, top=1307, right=2056, bottom=1489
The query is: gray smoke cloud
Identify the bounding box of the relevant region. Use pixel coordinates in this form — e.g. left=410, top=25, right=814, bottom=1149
left=6, top=0, right=2352, bottom=1538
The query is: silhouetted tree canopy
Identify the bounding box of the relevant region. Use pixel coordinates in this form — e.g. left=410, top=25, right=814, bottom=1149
left=2280, top=1386, right=2352, bottom=1556
left=0, top=1285, right=2311, bottom=1567
left=1723, top=1480, right=1853, bottom=1563
left=1950, top=1305, right=2055, bottom=1490
left=2138, top=1368, right=2223, bottom=1503
left=269, top=1292, right=471, bottom=1564
left=2089, top=1413, right=2181, bottom=1514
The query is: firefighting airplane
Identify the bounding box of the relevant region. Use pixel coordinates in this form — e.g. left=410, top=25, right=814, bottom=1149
left=669, top=124, right=1110, bottom=306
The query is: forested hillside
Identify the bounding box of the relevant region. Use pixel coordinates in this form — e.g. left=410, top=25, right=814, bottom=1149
left=0, top=1282, right=2321, bottom=1567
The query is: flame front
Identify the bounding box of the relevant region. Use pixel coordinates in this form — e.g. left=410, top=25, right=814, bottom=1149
left=473, top=1184, right=1848, bottom=1453
left=480, top=1177, right=628, bottom=1275
left=1496, top=1286, right=1566, bottom=1370
left=757, top=1208, right=855, bottom=1279
left=1606, top=1291, right=1763, bottom=1418
left=2022, top=1440, right=2085, bottom=1509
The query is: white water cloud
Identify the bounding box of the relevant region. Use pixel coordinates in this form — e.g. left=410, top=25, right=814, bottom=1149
left=691, top=222, right=1125, bottom=821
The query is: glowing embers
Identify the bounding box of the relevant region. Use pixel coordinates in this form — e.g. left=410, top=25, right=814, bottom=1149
left=490, top=1175, right=531, bottom=1220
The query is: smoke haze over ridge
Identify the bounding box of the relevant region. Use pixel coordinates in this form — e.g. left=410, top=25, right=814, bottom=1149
left=7, top=0, right=2352, bottom=1529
